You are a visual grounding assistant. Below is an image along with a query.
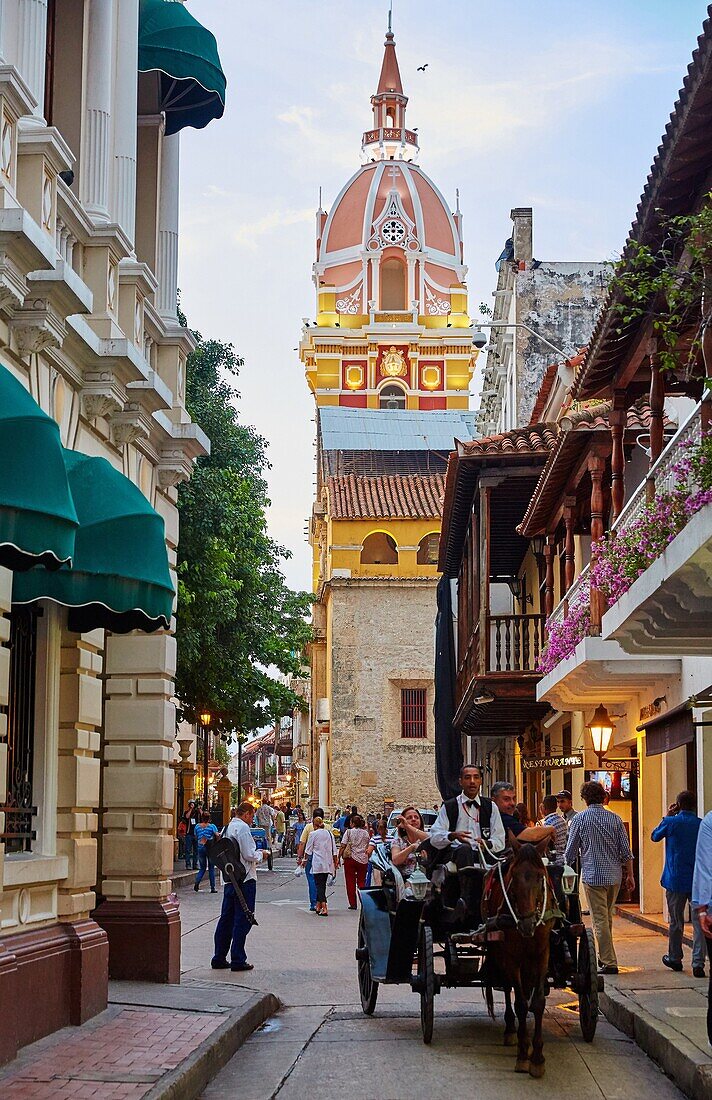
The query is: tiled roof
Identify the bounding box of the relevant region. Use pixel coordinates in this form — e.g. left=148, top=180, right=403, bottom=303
left=528, top=350, right=586, bottom=426
left=457, top=423, right=558, bottom=458
left=327, top=473, right=445, bottom=519
left=558, top=397, right=664, bottom=432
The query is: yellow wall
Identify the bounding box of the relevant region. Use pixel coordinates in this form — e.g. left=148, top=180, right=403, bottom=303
left=327, top=516, right=441, bottom=581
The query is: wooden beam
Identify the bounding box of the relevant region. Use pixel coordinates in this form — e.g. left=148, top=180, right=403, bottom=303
left=589, top=452, right=606, bottom=635
left=610, top=389, right=627, bottom=521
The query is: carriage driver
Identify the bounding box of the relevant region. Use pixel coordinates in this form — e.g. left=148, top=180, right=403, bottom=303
left=429, top=765, right=506, bottom=923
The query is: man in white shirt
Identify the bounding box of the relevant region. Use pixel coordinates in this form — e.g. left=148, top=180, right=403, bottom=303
left=429, top=765, right=505, bottom=923
left=211, top=801, right=262, bottom=972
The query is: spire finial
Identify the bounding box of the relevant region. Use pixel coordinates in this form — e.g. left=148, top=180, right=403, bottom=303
left=388, top=0, right=393, bottom=34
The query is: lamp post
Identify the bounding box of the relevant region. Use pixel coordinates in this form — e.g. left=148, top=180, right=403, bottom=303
left=199, top=711, right=211, bottom=808
left=586, top=703, right=615, bottom=767
left=472, top=320, right=574, bottom=364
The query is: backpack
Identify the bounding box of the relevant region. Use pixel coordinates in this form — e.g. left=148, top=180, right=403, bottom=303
left=444, top=795, right=493, bottom=840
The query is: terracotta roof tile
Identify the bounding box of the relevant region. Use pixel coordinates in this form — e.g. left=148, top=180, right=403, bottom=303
left=557, top=397, right=668, bottom=433
left=457, top=423, right=558, bottom=458
left=327, top=473, right=445, bottom=519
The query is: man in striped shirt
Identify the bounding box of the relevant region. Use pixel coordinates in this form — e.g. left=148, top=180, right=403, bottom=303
left=564, top=780, right=634, bottom=975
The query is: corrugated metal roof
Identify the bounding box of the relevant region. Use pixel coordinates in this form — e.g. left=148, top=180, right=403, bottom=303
left=319, top=408, right=478, bottom=453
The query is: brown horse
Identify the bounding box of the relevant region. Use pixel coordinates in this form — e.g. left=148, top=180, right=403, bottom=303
left=481, top=835, right=557, bottom=1077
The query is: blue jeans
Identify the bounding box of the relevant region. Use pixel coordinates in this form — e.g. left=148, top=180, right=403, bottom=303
left=305, top=855, right=317, bottom=909
left=195, top=846, right=215, bottom=890
left=184, top=832, right=198, bottom=869
left=213, top=880, right=257, bottom=967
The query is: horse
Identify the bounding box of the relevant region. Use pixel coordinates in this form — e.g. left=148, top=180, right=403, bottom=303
left=481, top=834, right=558, bottom=1078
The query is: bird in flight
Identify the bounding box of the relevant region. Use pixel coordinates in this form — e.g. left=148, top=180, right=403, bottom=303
left=417, top=63, right=429, bottom=71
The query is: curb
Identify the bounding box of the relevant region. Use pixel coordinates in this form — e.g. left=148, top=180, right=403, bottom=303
left=615, top=904, right=693, bottom=948
left=144, top=991, right=281, bottom=1100
left=601, top=985, right=712, bottom=1100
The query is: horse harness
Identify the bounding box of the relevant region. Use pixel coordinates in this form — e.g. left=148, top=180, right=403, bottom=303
left=484, top=855, right=562, bottom=932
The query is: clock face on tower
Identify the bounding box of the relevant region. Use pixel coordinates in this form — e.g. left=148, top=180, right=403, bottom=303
left=381, top=218, right=405, bottom=244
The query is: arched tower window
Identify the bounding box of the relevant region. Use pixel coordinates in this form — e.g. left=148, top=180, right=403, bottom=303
left=379, top=383, right=406, bottom=410
left=361, top=532, right=398, bottom=565
left=381, top=257, right=406, bottom=310
left=417, top=532, right=440, bottom=565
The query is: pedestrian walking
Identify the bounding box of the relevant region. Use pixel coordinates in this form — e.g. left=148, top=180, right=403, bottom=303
left=692, top=809, right=712, bottom=1044
left=564, top=780, right=634, bottom=975
left=255, top=798, right=275, bottom=837
left=211, top=800, right=262, bottom=972
left=181, top=800, right=199, bottom=870
left=275, top=807, right=286, bottom=846
left=297, top=807, right=331, bottom=911
left=652, top=790, right=705, bottom=976
left=303, top=816, right=337, bottom=915
left=540, top=795, right=568, bottom=864
left=194, top=811, right=219, bottom=893
left=338, top=813, right=370, bottom=909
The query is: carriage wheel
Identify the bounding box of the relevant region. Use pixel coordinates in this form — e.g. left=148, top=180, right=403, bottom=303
left=577, top=928, right=599, bottom=1042
left=418, top=924, right=435, bottom=1045
left=357, top=914, right=379, bottom=1015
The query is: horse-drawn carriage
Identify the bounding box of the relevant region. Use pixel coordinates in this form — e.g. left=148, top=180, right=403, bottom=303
left=356, top=840, right=602, bottom=1076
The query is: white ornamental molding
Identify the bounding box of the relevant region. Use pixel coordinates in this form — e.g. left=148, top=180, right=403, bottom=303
left=0, top=251, right=28, bottom=314
left=110, top=402, right=152, bottom=447
left=368, top=175, right=419, bottom=252
left=335, top=284, right=362, bottom=315
left=424, top=285, right=451, bottom=316
left=81, top=370, right=125, bottom=420
left=157, top=447, right=193, bottom=488
left=11, top=298, right=66, bottom=355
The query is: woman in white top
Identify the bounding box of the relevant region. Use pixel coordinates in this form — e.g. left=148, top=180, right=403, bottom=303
left=303, top=817, right=337, bottom=916
left=391, top=807, right=428, bottom=877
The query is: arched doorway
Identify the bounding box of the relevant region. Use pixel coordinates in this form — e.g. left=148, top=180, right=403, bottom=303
left=380, top=257, right=406, bottom=310
left=379, top=383, right=407, bottom=410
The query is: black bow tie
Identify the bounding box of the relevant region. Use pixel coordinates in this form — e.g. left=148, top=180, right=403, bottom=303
left=465, top=799, right=478, bottom=807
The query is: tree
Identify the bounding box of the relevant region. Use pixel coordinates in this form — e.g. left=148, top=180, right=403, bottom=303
left=175, top=310, right=311, bottom=737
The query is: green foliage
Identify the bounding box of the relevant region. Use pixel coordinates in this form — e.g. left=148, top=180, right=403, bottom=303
left=214, top=739, right=229, bottom=766
left=608, top=196, right=712, bottom=375
left=175, top=310, right=312, bottom=737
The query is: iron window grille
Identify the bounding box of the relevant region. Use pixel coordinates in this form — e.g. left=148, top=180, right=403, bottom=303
left=401, top=688, right=427, bottom=739
left=1, top=606, right=40, bottom=853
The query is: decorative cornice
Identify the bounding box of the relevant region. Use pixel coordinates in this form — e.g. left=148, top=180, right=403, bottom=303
left=80, top=369, right=125, bottom=419
left=110, top=402, right=152, bottom=446
left=11, top=297, right=66, bottom=354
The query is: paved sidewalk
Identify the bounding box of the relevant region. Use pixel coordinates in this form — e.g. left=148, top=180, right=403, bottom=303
left=601, top=915, right=712, bottom=1098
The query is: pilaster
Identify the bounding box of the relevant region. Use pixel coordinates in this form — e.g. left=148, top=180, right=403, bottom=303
left=94, top=631, right=180, bottom=982
left=156, top=132, right=179, bottom=318
left=111, top=0, right=139, bottom=243
left=56, top=628, right=102, bottom=920
left=80, top=0, right=114, bottom=223
left=15, top=0, right=47, bottom=127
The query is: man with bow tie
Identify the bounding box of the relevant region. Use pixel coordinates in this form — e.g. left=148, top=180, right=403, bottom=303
left=429, top=765, right=505, bottom=922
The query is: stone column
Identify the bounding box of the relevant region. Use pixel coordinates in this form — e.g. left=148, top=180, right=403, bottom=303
left=16, top=0, right=47, bottom=125
left=111, top=0, right=139, bottom=245
left=94, top=632, right=180, bottom=983
left=216, top=767, right=231, bottom=829
left=156, top=131, right=179, bottom=318
left=637, top=732, right=664, bottom=914
left=80, top=0, right=114, bottom=223
left=318, top=730, right=329, bottom=808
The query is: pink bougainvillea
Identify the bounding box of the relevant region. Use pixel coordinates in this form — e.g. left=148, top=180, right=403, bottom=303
left=537, top=429, right=712, bottom=675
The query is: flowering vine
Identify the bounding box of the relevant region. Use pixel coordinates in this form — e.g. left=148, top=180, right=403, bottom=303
left=537, top=428, right=712, bottom=675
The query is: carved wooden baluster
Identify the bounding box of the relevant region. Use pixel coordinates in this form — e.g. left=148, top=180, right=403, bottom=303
left=533, top=616, right=541, bottom=666
left=610, top=390, right=627, bottom=522
left=589, top=451, right=607, bottom=635
left=544, top=535, right=555, bottom=618
left=504, top=617, right=512, bottom=670
left=495, top=617, right=502, bottom=671
left=513, top=615, right=521, bottom=671
left=523, top=613, right=530, bottom=670
left=563, top=496, right=576, bottom=613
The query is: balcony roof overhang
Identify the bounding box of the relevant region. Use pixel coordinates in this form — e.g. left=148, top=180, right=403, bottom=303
left=536, top=636, right=680, bottom=711
left=455, top=673, right=549, bottom=738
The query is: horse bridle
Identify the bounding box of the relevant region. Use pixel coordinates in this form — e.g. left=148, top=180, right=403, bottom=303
left=495, top=856, right=549, bottom=932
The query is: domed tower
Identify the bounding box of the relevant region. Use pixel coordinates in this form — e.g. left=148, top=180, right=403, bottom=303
left=302, top=21, right=478, bottom=813
left=301, top=23, right=475, bottom=413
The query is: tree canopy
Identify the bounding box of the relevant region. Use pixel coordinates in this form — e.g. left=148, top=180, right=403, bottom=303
left=175, top=312, right=311, bottom=736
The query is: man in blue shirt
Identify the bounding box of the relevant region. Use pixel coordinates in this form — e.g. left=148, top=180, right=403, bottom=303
left=692, top=810, right=712, bottom=1043
left=653, top=790, right=705, bottom=977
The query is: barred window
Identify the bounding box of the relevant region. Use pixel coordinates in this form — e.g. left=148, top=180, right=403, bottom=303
left=401, top=688, right=427, bottom=739
left=2, top=607, right=40, bottom=854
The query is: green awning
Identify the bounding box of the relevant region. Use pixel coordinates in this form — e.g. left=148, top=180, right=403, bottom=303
left=0, top=365, right=78, bottom=571
left=14, top=449, right=175, bottom=634
left=138, top=0, right=226, bottom=136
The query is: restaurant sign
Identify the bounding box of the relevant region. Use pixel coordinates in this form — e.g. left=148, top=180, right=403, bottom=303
left=521, top=754, right=583, bottom=771
left=601, top=758, right=640, bottom=775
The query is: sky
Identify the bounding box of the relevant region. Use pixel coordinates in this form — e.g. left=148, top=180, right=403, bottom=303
left=178, top=0, right=710, bottom=594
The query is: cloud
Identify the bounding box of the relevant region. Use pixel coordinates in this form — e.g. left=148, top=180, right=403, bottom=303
left=231, top=206, right=314, bottom=250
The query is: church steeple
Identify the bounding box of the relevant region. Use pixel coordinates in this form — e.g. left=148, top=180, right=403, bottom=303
left=362, top=20, right=419, bottom=162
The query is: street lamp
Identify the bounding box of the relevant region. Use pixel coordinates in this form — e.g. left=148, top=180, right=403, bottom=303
left=586, top=703, right=615, bottom=767
left=199, top=712, right=211, bottom=809
left=472, top=321, right=575, bottom=364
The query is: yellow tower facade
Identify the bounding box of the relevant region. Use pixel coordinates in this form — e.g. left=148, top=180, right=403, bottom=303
left=302, top=24, right=478, bottom=812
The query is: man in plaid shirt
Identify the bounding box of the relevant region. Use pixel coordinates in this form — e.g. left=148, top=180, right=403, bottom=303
left=565, top=780, right=634, bottom=974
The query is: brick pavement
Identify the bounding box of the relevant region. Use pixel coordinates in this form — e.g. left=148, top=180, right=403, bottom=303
left=0, top=1005, right=223, bottom=1099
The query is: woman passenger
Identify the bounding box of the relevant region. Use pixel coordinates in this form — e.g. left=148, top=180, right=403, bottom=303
left=390, top=807, right=428, bottom=877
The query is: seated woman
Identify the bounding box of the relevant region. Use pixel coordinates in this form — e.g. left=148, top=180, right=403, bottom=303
left=390, top=807, right=429, bottom=877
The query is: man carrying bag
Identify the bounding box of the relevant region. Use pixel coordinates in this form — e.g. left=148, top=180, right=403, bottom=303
left=208, top=801, right=262, bottom=972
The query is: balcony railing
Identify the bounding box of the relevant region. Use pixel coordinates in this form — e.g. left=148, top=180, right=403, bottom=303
left=489, top=614, right=546, bottom=672
left=612, top=400, right=703, bottom=534
left=549, top=563, right=590, bottom=629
